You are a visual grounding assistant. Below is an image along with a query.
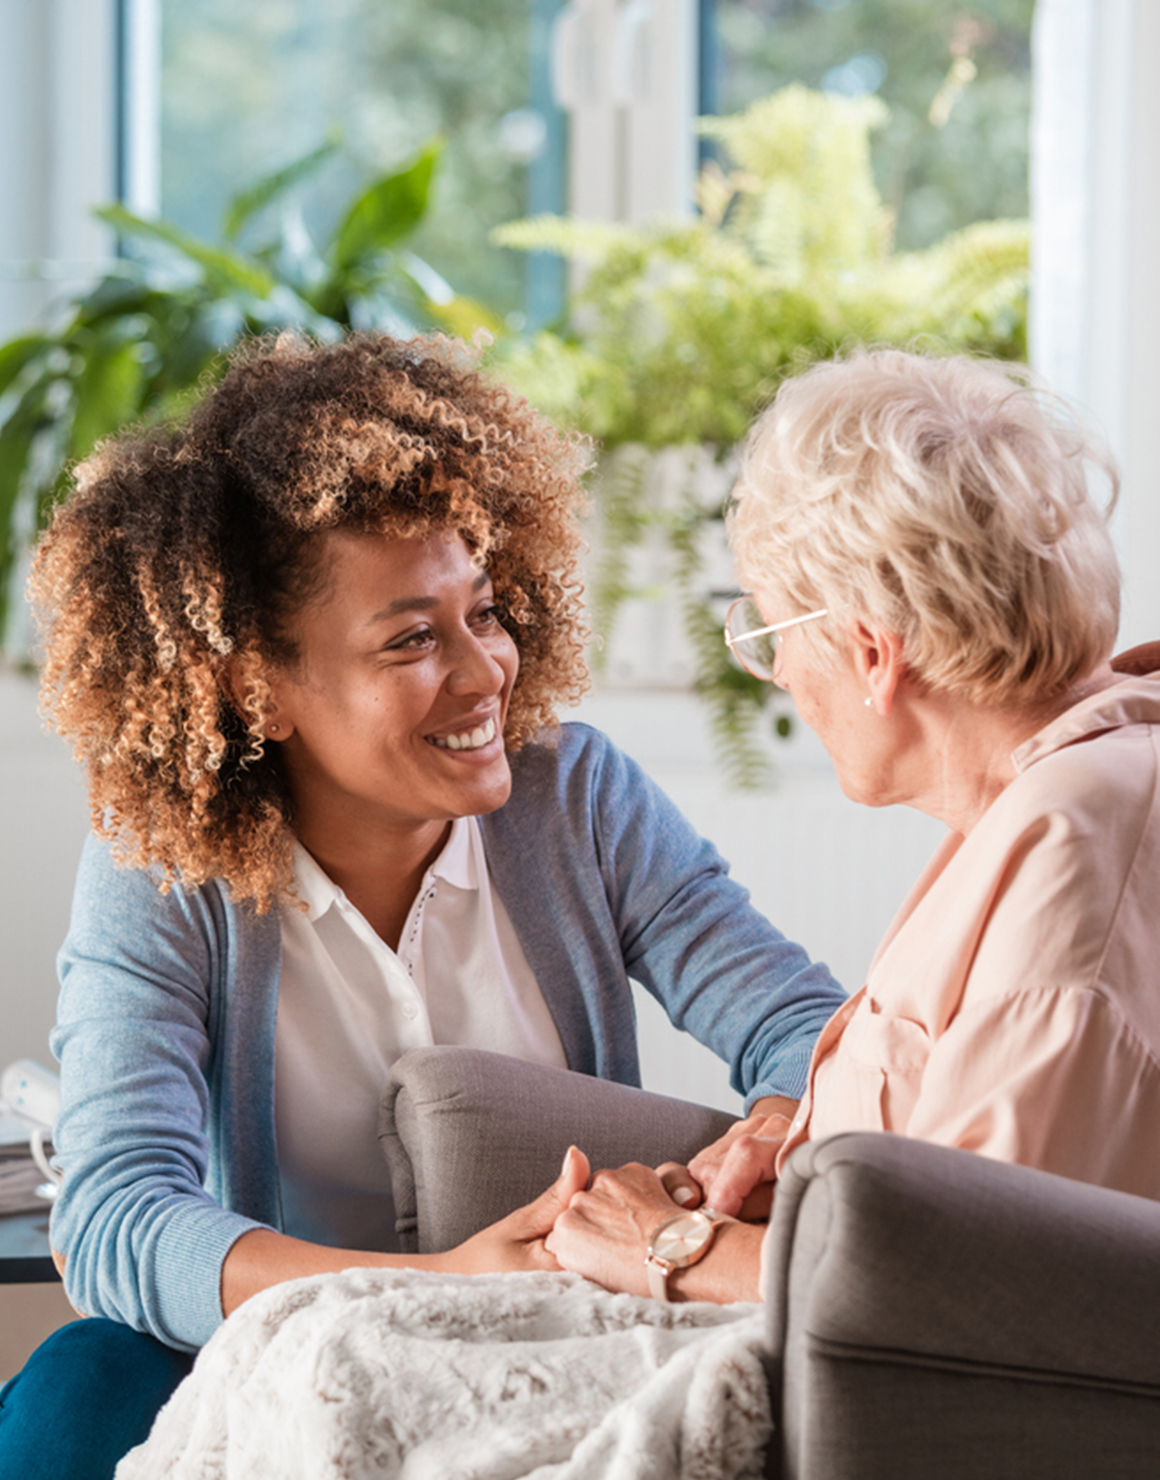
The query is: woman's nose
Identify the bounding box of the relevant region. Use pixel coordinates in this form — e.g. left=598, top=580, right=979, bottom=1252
left=445, top=631, right=506, bottom=695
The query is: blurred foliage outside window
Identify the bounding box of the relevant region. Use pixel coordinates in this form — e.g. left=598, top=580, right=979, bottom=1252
left=712, top=0, right=1034, bottom=251
left=160, top=0, right=562, bottom=327
left=160, top=1, right=1034, bottom=326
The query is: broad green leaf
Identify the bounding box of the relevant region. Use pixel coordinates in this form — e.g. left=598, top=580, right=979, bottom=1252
left=73, top=273, right=157, bottom=328
left=96, top=205, right=277, bottom=298
left=223, top=132, right=341, bottom=242
left=0, top=335, right=49, bottom=402
left=424, top=293, right=505, bottom=341
left=331, top=140, right=441, bottom=274
left=396, top=252, right=504, bottom=339
left=67, top=339, right=145, bottom=461
left=139, top=305, right=223, bottom=405
left=0, top=377, right=53, bottom=632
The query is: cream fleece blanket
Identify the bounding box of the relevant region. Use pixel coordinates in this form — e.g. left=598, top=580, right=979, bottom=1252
left=116, top=1268, right=770, bottom=1480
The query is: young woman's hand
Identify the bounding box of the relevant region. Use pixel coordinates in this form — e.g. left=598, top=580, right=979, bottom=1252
left=440, top=1146, right=592, bottom=1275
left=221, top=1149, right=591, bottom=1313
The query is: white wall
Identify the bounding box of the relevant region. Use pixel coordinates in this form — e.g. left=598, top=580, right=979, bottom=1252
left=0, top=673, right=88, bottom=1065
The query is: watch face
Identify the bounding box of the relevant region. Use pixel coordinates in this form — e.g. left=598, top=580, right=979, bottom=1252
left=649, top=1211, right=716, bottom=1269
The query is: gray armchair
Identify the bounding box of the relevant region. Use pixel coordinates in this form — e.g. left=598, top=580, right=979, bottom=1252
left=380, top=1046, right=1160, bottom=1480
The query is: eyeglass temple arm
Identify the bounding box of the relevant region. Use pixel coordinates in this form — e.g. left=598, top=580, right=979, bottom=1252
left=726, top=608, right=829, bottom=645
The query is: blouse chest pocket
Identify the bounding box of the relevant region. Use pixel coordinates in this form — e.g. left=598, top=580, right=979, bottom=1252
left=838, top=1001, right=933, bottom=1133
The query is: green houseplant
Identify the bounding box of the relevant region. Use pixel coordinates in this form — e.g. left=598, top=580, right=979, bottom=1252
left=492, top=85, right=1030, bottom=783
left=0, top=138, right=499, bottom=654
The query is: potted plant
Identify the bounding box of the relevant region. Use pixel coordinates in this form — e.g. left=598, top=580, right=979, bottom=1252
left=491, top=85, right=1029, bottom=783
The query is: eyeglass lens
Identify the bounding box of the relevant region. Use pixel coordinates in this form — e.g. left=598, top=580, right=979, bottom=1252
left=728, top=597, right=778, bottom=678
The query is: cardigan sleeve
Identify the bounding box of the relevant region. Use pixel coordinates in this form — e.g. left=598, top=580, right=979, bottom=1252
left=489, top=726, right=847, bottom=1106
left=584, top=732, right=847, bottom=1105
left=49, top=835, right=272, bottom=1352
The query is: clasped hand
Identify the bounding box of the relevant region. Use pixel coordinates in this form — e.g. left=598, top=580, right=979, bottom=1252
left=449, top=1099, right=793, bottom=1301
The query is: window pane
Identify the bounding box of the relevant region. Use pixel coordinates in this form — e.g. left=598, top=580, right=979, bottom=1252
left=710, top=0, right=1034, bottom=250
left=159, top=0, right=564, bottom=319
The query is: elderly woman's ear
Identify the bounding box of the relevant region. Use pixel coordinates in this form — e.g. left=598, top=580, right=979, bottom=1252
left=851, top=621, right=907, bottom=717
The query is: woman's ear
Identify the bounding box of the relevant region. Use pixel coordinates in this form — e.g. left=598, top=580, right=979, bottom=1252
left=223, top=653, right=294, bottom=742
left=851, top=620, right=907, bottom=717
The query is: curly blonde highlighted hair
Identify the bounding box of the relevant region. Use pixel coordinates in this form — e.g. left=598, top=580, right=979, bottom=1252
left=30, top=332, right=591, bottom=909
left=729, top=349, right=1120, bottom=707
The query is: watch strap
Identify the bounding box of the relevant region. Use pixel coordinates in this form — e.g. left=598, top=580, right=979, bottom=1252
left=645, top=1252, right=676, bottom=1303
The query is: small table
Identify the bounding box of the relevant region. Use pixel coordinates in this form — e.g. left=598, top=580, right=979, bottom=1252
left=0, top=1209, right=58, bottom=1283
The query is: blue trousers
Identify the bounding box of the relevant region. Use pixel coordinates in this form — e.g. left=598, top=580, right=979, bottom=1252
left=0, top=1319, right=194, bottom=1480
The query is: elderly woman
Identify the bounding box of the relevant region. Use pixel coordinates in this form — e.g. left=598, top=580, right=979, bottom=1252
left=547, top=348, right=1160, bottom=1303
left=0, top=333, right=844, bottom=1479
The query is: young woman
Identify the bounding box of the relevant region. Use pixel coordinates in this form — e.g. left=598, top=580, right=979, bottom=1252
left=0, top=332, right=844, bottom=1478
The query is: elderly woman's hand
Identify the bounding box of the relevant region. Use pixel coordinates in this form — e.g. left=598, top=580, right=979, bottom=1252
left=547, top=1160, right=769, bottom=1304
left=545, top=1162, right=685, bottom=1298
left=658, top=1096, right=795, bottom=1218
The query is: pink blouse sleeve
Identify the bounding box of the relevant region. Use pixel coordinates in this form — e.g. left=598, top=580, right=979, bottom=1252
left=905, top=984, right=1160, bottom=1197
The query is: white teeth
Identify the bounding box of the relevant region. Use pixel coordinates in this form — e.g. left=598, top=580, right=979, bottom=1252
left=431, top=717, right=496, bottom=752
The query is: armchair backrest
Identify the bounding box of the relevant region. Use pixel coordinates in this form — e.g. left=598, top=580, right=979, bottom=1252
left=379, top=1046, right=738, bottom=1252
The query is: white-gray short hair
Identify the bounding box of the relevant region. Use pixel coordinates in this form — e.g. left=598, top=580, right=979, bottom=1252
left=728, top=349, right=1121, bottom=707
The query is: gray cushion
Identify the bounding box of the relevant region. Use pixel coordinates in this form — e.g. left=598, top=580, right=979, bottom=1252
left=378, top=1046, right=738, bottom=1252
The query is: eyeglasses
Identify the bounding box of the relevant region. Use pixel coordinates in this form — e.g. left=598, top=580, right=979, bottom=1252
left=723, top=597, right=829, bottom=681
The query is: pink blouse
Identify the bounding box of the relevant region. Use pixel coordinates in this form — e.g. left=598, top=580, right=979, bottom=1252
left=778, top=673, right=1160, bottom=1200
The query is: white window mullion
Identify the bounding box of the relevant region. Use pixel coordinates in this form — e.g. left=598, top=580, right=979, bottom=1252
left=620, top=0, right=697, bottom=224
left=553, top=0, right=698, bottom=224
left=117, top=0, right=161, bottom=217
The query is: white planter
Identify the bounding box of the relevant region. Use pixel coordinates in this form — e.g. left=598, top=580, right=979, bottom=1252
left=584, top=442, right=739, bottom=689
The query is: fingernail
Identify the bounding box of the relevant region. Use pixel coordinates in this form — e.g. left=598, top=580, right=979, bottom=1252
left=672, top=1186, right=697, bottom=1206
left=560, top=1146, right=574, bottom=1176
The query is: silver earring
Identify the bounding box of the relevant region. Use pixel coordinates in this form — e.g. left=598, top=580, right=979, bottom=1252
left=268, top=723, right=280, bottom=735
left=864, top=697, right=873, bottom=709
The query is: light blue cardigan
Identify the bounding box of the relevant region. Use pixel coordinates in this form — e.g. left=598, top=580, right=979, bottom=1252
left=50, top=724, right=845, bottom=1350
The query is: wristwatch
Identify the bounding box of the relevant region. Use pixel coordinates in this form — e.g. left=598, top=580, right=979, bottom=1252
left=644, top=1208, right=730, bottom=1302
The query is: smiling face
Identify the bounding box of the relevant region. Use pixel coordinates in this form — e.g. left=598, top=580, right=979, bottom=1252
left=265, top=530, right=519, bottom=858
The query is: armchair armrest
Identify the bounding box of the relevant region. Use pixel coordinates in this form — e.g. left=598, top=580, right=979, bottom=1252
left=764, top=1133, right=1160, bottom=1479
left=379, top=1047, right=738, bottom=1253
